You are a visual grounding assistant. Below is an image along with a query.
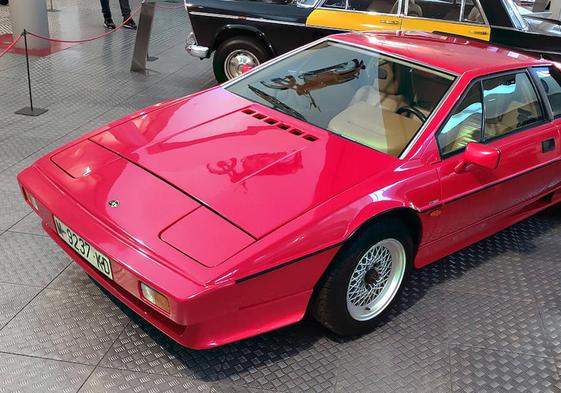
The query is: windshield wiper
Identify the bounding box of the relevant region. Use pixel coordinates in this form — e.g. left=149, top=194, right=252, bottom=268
left=247, top=84, right=306, bottom=122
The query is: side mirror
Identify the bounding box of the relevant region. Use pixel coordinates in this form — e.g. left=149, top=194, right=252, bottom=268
left=454, top=143, right=500, bottom=173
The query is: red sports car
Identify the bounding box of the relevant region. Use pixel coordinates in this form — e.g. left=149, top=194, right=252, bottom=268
left=17, top=31, right=561, bottom=349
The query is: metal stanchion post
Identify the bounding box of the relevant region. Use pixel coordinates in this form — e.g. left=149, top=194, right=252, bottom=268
left=15, top=30, right=48, bottom=117
left=131, top=2, right=156, bottom=74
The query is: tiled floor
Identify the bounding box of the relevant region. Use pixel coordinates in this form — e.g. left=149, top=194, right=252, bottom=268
left=1, top=1, right=561, bottom=392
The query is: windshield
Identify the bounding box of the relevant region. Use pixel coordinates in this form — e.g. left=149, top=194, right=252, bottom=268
left=501, top=0, right=529, bottom=30
left=226, top=41, right=455, bottom=157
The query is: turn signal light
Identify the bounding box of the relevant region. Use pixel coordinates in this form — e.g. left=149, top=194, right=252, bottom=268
left=23, top=188, right=39, bottom=211
left=140, top=282, right=170, bottom=313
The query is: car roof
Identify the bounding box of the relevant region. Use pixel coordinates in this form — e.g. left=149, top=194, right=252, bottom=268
left=333, top=31, right=549, bottom=76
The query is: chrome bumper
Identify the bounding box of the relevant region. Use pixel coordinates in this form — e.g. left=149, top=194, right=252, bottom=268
left=185, top=32, right=209, bottom=58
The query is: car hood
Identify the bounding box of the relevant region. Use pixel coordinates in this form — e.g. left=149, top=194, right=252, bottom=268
left=90, top=88, right=394, bottom=238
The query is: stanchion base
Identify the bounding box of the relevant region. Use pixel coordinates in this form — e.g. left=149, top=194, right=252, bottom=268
left=15, top=107, right=48, bottom=116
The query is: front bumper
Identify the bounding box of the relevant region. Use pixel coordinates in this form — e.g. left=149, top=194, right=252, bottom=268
left=17, top=164, right=326, bottom=349
left=185, top=32, right=209, bottom=58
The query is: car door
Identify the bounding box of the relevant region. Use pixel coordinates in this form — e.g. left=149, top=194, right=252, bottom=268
left=480, top=70, right=561, bottom=213
left=306, top=0, right=403, bottom=32
left=400, top=0, right=491, bottom=41
left=434, top=69, right=560, bottom=241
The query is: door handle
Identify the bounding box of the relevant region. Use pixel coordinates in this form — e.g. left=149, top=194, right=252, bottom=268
left=542, top=138, right=556, bottom=153
left=380, top=20, right=400, bottom=25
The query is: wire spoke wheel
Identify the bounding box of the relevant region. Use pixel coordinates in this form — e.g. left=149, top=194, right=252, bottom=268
left=346, top=238, right=406, bottom=321
left=224, top=49, right=259, bottom=80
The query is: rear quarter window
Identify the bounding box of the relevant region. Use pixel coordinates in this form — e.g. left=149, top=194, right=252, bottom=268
left=531, top=66, right=561, bottom=119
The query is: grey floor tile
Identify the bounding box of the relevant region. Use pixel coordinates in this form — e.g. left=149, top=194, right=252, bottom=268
left=0, top=289, right=129, bottom=365
left=79, top=367, right=213, bottom=393
left=450, top=345, right=561, bottom=392
left=0, top=282, right=41, bottom=329
left=48, top=262, right=103, bottom=296
left=9, top=211, right=46, bottom=236
left=221, top=322, right=340, bottom=393
left=442, top=290, right=550, bottom=357
left=370, top=285, right=449, bottom=343
left=335, top=333, right=450, bottom=393
left=0, top=231, right=71, bottom=286
left=0, top=352, right=93, bottom=393
left=0, top=190, right=30, bottom=231
left=100, top=320, right=231, bottom=381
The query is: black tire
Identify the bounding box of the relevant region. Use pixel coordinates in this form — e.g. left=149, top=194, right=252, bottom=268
left=212, top=36, right=270, bottom=83
left=311, top=220, right=414, bottom=336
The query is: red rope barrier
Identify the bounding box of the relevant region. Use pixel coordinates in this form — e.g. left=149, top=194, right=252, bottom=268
left=27, top=5, right=142, bottom=44
left=0, top=34, right=22, bottom=59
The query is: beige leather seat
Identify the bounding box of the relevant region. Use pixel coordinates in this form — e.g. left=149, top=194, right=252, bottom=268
left=466, top=6, right=484, bottom=24
left=348, top=62, right=406, bottom=113
left=411, top=69, right=451, bottom=117
left=485, top=101, right=539, bottom=138
left=328, top=101, right=422, bottom=156
left=484, top=74, right=542, bottom=138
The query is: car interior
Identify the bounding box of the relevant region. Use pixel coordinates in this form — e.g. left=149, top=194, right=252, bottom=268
left=328, top=60, right=452, bottom=156
left=483, top=73, right=542, bottom=139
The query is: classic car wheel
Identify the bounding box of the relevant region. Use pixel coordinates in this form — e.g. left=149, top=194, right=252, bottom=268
left=213, top=37, right=270, bottom=82
left=311, top=220, right=413, bottom=336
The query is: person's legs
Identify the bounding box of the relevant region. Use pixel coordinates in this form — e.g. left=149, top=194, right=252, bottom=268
left=100, top=0, right=112, bottom=19
left=119, top=0, right=131, bottom=19
left=120, top=0, right=137, bottom=29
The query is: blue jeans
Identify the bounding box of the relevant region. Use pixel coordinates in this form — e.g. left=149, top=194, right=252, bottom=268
left=100, top=0, right=131, bottom=20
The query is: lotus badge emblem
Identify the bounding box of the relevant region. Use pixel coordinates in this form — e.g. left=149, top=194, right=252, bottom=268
left=108, top=200, right=120, bottom=208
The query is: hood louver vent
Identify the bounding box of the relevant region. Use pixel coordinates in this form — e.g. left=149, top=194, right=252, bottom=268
left=242, top=108, right=317, bottom=142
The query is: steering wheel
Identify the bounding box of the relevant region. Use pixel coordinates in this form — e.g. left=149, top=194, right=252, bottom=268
left=396, top=106, right=427, bottom=123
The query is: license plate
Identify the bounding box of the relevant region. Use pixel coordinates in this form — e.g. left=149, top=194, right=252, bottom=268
left=53, top=216, right=113, bottom=280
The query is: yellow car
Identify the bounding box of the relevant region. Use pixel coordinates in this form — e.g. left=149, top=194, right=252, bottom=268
left=305, top=0, right=489, bottom=40
left=186, top=0, right=559, bottom=81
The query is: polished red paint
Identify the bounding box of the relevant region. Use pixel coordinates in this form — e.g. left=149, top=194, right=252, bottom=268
left=17, top=31, right=561, bottom=349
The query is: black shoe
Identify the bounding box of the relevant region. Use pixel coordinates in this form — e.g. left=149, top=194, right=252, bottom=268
left=123, top=19, right=137, bottom=30
left=104, top=18, right=116, bottom=29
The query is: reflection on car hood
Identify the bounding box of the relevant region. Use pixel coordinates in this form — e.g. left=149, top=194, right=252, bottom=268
left=90, top=88, right=395, bottom=238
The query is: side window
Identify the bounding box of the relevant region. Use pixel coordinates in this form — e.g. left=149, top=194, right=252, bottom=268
left=323, top=0, right=347, bottom=8
left=531, top=66, right=561, bottom=118
left=438, top=82, right=483, bottom=155
left=347, top=0, right=397, bottom=13
left=483, top=73, right=544, bottom=140
left=462, top=0, right=485, bottom=24
left=409, top=0, right=460, bottom=21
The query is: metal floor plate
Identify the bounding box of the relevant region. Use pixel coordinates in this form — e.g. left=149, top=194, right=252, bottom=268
left=1, top=1, right=561, bottom=392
